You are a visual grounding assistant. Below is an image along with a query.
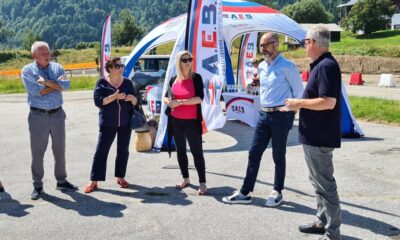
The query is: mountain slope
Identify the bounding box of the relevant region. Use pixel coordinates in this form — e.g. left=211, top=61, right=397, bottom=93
left=0, top=0, right=341, bottom=50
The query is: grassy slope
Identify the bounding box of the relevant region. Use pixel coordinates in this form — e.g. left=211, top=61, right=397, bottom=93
left=1, top=30, right=399, bottom=71
left=283, top=30, right=400, bottom=60
left=330, top=30, right=400, bottom=57
left=0, top=76, right=98, bottom=93
left=0, top=43, right=176, bottom=71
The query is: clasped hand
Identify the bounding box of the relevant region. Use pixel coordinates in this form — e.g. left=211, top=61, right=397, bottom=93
left=37, top=76, right=46, bottom=85
left=112, top=90, right=137, bottom=105
left=166, top=98, right=180, bottom=109
left=280, top=98, right=301, bottom=111
left=125, top=94, right=138, bottom=106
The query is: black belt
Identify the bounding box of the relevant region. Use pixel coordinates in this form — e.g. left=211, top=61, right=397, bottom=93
left=30, top=106, right=61, bottom=114
left=261, top=106, right=283, bottom=112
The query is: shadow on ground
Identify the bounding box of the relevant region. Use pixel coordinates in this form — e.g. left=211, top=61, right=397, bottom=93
left=187, top=169, right=400, bottom=239
left=279, top=201, right=400, bottom=239
left=0, top=192, right=33, bottom=217
left=97, top=184, right=192, bottom=206
left=41, top=190, right=126, bottom=218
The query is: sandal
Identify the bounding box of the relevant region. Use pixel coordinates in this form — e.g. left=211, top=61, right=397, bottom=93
left=117, top=178, right=129, bottom=188
left=198, top=183, right=207, bottom=195
left=175, top=178, right=190, bottom=190
left=84, top=182, right=98, bottom=193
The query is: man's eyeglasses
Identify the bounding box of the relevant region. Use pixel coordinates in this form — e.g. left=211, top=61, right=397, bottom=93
left=259, top=41, right=276, bottom=48
left=301, top=38, right=314, bottom=45
left=112, top=63, right=125, bottom=69
left=181, top=57, right=193, bottom=63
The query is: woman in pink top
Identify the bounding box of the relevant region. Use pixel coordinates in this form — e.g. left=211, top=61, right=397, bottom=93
left=164, top=50, right=207, bottom=195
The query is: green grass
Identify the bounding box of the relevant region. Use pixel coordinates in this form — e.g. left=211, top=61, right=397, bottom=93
left=0, top=44, right=173, bottom=71
left=0, top=75, right=98, bottom=93
left=0, top=76, right=26, bottom=93
left=330, top=30, right=400, bottom=58
left=349, top=96, right=400, bottom=126
left=69, top=76, right=98, bottom=90
left=1, top=30, right=399, bottom=71
left=282, top=30, right=400, bottom=59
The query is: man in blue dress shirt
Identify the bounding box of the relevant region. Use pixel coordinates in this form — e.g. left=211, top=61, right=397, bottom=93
left=223, top=32, right=303, bottom=207
left=21, top=41, right=78, bottom=200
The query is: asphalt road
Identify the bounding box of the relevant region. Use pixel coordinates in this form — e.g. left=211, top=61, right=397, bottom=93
left=0, top=91, right=399, bottom=240
left=341, top=74, right=400, bottom=100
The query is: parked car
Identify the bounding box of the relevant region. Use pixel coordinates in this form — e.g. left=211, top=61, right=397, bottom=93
left=129, top=55, right=170, bottom=103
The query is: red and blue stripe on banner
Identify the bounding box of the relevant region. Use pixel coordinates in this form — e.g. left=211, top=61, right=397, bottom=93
left=221, top=1, right=279, bottom=13
left=226, top=97, right=254, bottom=109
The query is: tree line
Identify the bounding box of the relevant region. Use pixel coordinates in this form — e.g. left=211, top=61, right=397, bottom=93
left=0, top=0, right=396, bottom=50
left=0, top=0, right=187, bottom=50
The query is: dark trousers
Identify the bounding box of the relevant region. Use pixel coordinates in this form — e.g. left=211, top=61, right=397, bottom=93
left=171, top=117, right=206, bottom=183
left=241, top=111, right=294, bottom=195
left=90, top=126, right=132, bottom=181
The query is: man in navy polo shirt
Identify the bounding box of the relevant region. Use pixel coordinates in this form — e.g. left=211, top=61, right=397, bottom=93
left=285, top=25, right=342, bottom=240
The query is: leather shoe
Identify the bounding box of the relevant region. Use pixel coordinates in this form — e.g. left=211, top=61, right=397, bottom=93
left=84, top=182, right=98, bottom=193
left=56, top=181, right=78, bottom=191
left=31, top=187, right=44, bottom=200
left=299, top=222, right=325, bottom=234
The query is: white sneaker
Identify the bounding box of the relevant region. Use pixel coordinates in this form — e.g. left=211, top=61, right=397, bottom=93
left=265, top=190, right=283, bottom=207
left=222, top=190, right=252, bottom=204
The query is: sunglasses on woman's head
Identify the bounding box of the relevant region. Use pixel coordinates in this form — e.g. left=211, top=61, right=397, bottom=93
left=181, top=58, right=193, bottom=63
left=112, top=63, right=125, bottom=69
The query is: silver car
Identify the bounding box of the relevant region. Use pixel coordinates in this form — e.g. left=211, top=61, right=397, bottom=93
left=130, top=55, right=170, bottom=103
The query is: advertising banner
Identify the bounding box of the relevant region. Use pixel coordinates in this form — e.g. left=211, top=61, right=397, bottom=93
left=237, top=32, right=258, bottom=89
left=100, top=14, right=111, bottom=78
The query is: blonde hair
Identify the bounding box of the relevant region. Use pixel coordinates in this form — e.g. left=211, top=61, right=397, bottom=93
left=175, top=50, right=193, bottom=79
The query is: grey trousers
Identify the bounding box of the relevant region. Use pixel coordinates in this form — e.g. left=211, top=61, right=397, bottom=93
left=303, top=144, right=341, bottom=240
left=28, top=108, right=67, bottom=188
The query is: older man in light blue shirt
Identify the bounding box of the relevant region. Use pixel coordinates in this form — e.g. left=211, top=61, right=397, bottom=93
left=223, top=32, right=303, bottom=207
left=22, top=58, right=69, bottom=109
left=22, top=41, right=78, bottom=200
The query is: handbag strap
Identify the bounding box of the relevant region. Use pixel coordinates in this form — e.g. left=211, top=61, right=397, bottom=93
left=168, top=76, right=177, bottom=100
left=137, top=101, right=144, bottom=111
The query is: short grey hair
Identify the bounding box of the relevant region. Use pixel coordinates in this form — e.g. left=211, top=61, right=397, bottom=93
left=307, top=25, right=330, bottom=48
left=31, top=41, right=50, bottom=54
